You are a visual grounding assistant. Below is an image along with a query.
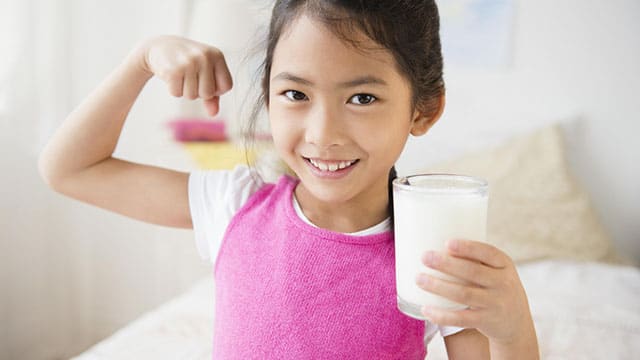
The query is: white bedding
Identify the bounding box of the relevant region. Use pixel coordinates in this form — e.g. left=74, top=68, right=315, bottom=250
left=72, top=260, right=640, bottom=360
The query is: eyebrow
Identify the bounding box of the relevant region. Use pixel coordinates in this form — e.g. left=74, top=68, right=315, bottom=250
left=271, top=71, right=388, bottom=88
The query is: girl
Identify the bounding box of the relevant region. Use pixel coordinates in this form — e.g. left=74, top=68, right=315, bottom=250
left=39, top=0, right=539, bottom=359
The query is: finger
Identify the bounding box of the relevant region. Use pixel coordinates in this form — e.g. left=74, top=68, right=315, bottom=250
left=421, top=305, right=481, bottom=329
left=198, top=57, right=217, bottom=100
left=422, top=251, right=499, bottom=288
left=212, top=52, right=233, bottom=95
left=183, top=64, right=199, bottom=100
left=446, top=239, right=509, bottom=269
left=166, top=71, right=184, bottom=97
left=416, top=273, right=490, bottom=309
left=203, top=96, right=220, bottom=117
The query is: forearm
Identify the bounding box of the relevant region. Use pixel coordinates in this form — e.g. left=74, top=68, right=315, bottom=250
left=38, top=45, right=152, bottom=186
left=489, top=323, right=539, bottom=360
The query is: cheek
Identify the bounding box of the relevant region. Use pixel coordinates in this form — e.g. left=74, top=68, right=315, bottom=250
left=268, top=105, right=286, bottom=137
left=357, top=113, right=412, bottom=149
left=268, top=111, right=297, bottom=156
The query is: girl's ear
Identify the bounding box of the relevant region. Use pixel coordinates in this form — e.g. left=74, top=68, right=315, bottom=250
left=410, top=94, right=445, bottom=136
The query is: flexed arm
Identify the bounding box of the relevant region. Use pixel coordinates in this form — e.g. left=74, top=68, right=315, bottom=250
left=38, top=35, right=233, bottom=228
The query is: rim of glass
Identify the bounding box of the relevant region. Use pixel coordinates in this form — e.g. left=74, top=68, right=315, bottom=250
left=392, top=173, right=488, bottom=195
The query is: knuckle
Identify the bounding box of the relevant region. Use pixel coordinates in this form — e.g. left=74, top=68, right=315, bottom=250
left=204, top=47, right=219, bottom=62
left=462, top=262, right=476, bottom=279
left=169, top=87, right=182, bottom=97
left=194, top=51, right=208, bottom=63
left=186, top=92, right=198, bottom=100
left=163, top=67, right=183, bottom=81
left=176, top=59, right=196, bottom=74
left=488, top=250, right=502, bottom=265
left=429, top=253, right=442, bottom=269
left=200, top=86, right=216, bottom=99
left=155, top=68, right=170, bottom=79
left=430, top=277, right=442, bottom=292
left=213, top=76, right=232, bottom=95
left=219, top=79, right=233, bottom=93
left=494, top=247, right=511, bottom=263
left=460, top=287, right=474, bottom=302
left=166, top=72, right=183, bottom=84
left=457, top=239, right=469, bottom=253
left=206, top=46, right=223, bottom=59
left=420, top=275, right=434, bottom=291
left=187, top=61, right=199, bottom=73
left=200, top=91, right=213, bottom=100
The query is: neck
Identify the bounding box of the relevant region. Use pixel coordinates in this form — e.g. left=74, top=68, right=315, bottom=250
left=293, top=182, right=390, bottom=233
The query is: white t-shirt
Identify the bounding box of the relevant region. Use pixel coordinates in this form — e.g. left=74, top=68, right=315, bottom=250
left=188, top=165, right=465, bottom=344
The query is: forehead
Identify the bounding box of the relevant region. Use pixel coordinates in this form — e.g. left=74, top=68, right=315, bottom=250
left=270, top=13, right=405, bottom=86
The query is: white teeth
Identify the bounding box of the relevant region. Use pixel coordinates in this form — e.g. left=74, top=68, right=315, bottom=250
left=308, top=159, right=356, bottom=172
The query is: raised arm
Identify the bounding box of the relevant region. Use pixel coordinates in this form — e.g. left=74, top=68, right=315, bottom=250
left=38, top=35, right=233, bottom=228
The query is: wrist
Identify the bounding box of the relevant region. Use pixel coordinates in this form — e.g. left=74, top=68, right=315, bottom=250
left=489, top=325, right=539, bottom=360
left=123, top=40, right=155, bottom=81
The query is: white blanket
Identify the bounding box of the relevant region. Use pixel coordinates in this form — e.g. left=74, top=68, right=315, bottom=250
left=72, top=260, right=640, bottom=359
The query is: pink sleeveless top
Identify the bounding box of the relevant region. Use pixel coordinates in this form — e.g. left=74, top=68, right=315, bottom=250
left=212, top=175, right=426, bottom=359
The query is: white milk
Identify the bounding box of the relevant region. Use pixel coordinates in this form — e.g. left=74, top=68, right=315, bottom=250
left=393, top=175, right=488, bottom=319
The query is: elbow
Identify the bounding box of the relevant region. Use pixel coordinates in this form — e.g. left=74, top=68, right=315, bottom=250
left=38, top=151, right=65, bottom=192
left=38, top=153, right=57, bottom=189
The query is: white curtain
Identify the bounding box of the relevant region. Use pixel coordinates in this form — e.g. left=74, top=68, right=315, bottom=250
left=0, top=0, right=70, bottom=155
left=0, top=1, right=215, bottom=359
left=1, top=1, right=75, bottom=359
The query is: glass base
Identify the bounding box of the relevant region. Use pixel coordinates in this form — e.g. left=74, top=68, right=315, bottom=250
left=397, top=296, right=427, bottom=320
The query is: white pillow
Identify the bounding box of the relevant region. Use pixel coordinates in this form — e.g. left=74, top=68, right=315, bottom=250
left=422, top=124, right=619, bottom=264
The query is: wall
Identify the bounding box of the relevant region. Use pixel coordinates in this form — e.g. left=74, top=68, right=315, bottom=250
left=398, top=0, right=640, bottom=262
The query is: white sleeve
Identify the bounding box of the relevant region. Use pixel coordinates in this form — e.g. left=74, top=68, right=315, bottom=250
left=439, top=325, right=466, bottom=337
left=188, top=165, right=264, bottom=263
left=424, top=321, right=466, bottom=345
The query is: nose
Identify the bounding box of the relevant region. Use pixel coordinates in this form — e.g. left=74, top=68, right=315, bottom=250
left=304, top=103, right=346, bottom=148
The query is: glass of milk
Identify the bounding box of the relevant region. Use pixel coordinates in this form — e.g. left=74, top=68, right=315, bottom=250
left=392, top=174, right=488, bottom=320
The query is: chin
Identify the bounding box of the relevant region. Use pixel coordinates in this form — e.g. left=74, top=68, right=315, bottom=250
left=297, top=175, right=356, bottom=204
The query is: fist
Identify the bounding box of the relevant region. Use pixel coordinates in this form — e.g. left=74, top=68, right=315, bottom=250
left=138, top=35, right=233, bottom=116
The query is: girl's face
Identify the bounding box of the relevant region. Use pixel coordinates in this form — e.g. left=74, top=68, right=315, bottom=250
left=268, top=13, right=433, bottom=212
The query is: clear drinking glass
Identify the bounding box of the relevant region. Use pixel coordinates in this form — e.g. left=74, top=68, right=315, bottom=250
left=392, top=174, right=489, bottom=320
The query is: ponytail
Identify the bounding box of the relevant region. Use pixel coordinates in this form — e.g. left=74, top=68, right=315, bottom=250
left=388, top=166, right=397, bottom=224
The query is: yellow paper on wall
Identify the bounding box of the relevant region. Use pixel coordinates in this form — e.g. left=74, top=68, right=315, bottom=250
left=183, top=142, right=256, bottom=170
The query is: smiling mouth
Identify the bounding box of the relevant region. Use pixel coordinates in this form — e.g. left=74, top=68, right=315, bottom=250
left=303, top=157, right=359, bottom=172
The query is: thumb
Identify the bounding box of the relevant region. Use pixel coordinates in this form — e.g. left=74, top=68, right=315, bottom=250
left=203, top=96, right=220, bottom=117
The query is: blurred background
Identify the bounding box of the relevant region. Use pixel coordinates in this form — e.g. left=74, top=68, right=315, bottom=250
left=1, top=0, right=638, bottom=359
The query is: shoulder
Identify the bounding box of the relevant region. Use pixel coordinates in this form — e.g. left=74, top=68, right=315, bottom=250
left=189, top=164, right=263, bottom=198
left=233, top=173, right=297, bottom=212
left=188, top=165, right=297, bottom=218
left=188, top=165, right=267, bottom=262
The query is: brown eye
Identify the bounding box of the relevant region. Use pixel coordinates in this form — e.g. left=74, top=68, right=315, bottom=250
left=284, top=90, right=308, bottom=101
left=349, top=94, right=376, bottom=105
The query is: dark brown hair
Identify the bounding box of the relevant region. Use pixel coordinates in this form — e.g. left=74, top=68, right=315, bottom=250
left=246, top=0, right=444, bottom=218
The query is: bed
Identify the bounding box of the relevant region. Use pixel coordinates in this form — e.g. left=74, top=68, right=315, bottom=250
left=72, top=124, right=640, bottom=359
left=70, top=260, right=639, bottom=359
